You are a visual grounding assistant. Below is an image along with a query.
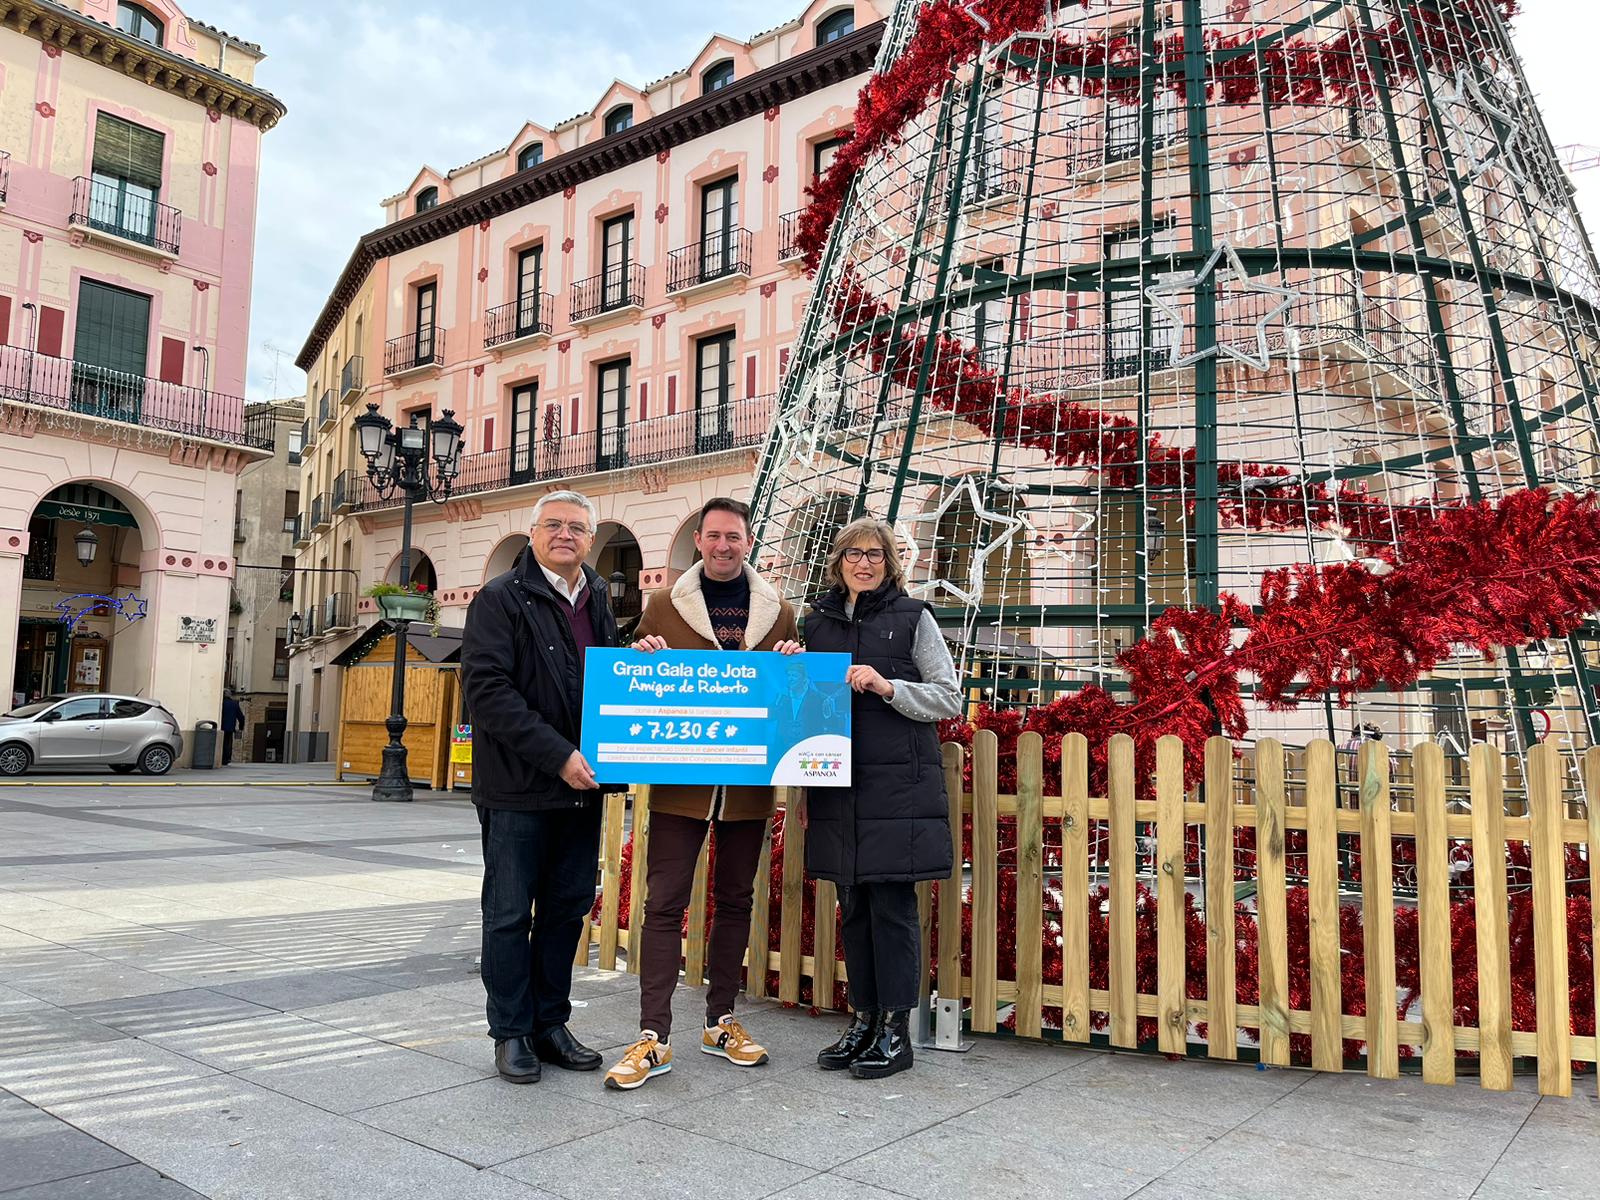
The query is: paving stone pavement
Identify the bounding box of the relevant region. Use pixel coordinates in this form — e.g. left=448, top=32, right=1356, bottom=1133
left=1, top=773, right=1596, bottom=1199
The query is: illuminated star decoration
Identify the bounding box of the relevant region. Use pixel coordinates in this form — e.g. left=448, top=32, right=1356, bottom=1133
left=54, top=592, right=148, bottom=634
left=896, top=475, right=1036, bottom=608
left=1146, top=241, right=1298, bottom=372
left=1437, top=68, right=1531, bottom=191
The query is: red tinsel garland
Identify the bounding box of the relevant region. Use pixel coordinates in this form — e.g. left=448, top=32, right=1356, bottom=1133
left=799, top=0, right=1520, bottom=271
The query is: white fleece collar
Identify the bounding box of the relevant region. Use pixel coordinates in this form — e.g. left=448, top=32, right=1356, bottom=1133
left=670, top=561, right=782, bottom=648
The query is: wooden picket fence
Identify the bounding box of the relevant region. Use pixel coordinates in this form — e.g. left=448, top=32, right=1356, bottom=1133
left=583, top=733, right=1600, bottom=1097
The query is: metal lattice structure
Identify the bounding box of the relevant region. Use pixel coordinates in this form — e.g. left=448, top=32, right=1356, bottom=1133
left=750, top=0, right=1600, bottom=765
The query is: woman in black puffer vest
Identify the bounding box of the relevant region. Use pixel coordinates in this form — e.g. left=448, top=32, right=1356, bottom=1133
left=801, top=516, right=961, bottom=1080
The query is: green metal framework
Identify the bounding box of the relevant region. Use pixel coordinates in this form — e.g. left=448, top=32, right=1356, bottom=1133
left=751, top=0, right=1600, bottom=772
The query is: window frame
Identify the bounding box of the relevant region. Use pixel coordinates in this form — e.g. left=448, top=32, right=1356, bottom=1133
left=414, top=281, right=437, bottom=360
left=509, top=381, right=538, bottom=484
left=699, top=176, right=738, bottom=279
left=815, top=9, right=854, bottom=46
left=415, top=186, right=439, bottom=213
left=694, top=331, right=735, bottom=453
left=516, top=143, right=544, bottom=171
left=812, top=135, right=847, bottom=183
left=116, top=2, right=163, bottom=46
left=515, top=245, right=544, bottom=334
left=595, top=359, right=630, bottom=471
left=702, top=60, right=735, bottom=95
left=603, top=105, right=634, bottom=136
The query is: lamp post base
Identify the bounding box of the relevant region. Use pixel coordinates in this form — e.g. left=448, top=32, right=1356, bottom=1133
left=371, top=715, right=414, bottom=803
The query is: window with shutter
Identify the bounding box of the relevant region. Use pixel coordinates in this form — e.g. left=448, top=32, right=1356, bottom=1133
left=90, top=115, right=163, bottom=244
left=72, top=281, right=150, bottom=421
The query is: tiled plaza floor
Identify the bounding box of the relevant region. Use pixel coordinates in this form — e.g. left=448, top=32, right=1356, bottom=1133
left=0, top=772, right=1595, bottom=1199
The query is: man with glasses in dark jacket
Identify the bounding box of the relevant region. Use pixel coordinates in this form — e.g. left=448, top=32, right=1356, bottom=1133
left=461, top=489, right=620, bottom=1084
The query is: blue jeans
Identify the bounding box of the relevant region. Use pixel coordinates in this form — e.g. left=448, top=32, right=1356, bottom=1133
left=477, top=803, right=602, bottom=1041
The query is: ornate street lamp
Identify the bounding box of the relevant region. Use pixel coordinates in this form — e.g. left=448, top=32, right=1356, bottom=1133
left=73, top=526, right=99, bottom=568
left=288, top=611, right=303, bottom=643
left=608, top=570, right=626, bottom=603
left=354, top=403, right=464, bottom=802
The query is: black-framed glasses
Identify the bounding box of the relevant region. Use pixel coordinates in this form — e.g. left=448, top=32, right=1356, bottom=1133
left=842, top=547, right=887, bottom=564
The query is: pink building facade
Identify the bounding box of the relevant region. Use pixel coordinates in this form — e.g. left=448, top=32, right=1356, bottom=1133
left=288, top=2, right=887, bottom=761
left=0, top=0, right=281, bottom=753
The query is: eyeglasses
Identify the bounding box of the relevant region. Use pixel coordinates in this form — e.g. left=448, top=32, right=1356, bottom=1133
left=842, top=547, right=887, bottom=564
left=537, top=519, right=592, bottom=538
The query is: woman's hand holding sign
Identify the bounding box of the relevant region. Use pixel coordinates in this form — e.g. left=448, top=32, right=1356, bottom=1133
left=846, top=663, right=895, bottom=699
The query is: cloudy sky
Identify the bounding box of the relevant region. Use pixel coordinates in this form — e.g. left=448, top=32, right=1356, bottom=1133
left=193, top=0, right=1600, bottom=402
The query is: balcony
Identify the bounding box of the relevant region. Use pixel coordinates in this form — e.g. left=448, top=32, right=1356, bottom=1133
left=0, top=342, right=269, bottom=450
left=322, top=591, right=355, bottom=634
left=351, top=393, right=775, bottom=512
left=667, top=230, right=753, bottom=298
left=571, top=264, right=645, bottom=324
left=292, top=513, right=309, bottom=547
left=332, top=469, right=356, bottom=513
left=233, top=513, right=247, bottom=544
left=68, top=176, right=181, bottom=257
left=300, top=417, right=314, bottom=452
left=317, top=388, right=335, bottom=430
left=384, top=328, right=445, bottom=378
left=0, top=151, right=10, bottom=205
left=311, top=492, right=331, bottom=531
left=484, top=295, right=554, bottom=353
left=340, top=356, right=364, bottom=399
left=779, top=211, right=803, bottom=262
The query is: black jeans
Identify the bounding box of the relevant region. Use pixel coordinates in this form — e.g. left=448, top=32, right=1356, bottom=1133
left=839, top=881, right=921, bottom=1012
left=477, top=803, right=602, bottom=1041
left=221, top=731, right=235, bottom=765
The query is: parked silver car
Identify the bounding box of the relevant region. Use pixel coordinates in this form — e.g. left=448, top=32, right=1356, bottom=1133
left=0, top=694, right=184, bottom=776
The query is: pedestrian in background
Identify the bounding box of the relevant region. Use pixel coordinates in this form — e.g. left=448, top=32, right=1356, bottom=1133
left=220, top=691, right=245, bottom=766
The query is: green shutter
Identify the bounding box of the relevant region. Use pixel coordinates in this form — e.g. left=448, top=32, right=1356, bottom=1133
left=74, top=281, right=150, bottom=376
left=92, top=115, right=164, bottom=191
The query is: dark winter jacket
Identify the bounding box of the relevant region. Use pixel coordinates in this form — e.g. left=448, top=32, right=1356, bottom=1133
left=802, top=582, right=953, bottom=885
left=460, top=547, right=621, bottom=811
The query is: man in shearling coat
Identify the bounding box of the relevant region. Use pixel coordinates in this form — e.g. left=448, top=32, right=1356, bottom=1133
left=603, top=497, right=802, bottom=1091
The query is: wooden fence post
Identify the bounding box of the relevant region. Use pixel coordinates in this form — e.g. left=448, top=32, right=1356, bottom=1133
left=597, top=790, right=627, bottom=971
left=1255, top=739, right=1290, bottom=1067
left=1205, top=736, right=1237, bottom=1060
left=971, top=730, right=999, bottom=1034
left=1358, top=739, right=1398, bottom=1080
left=1306, top=739, right=1343, bottom=1072
left=778, top=788, right=806, bottom=1005
left=938, top=743, right=964, bottom=1027
left=1061, top=733, right=1091, bottom=1043
left=1015, top=732, right=1045, bottom=1039
left=1470, top=742, right=1514, bottom=1091
left=745, top=814, right=775, bottom=999
left=1528, top=743, right=1572, bottom=1097
left=1108, top=733, right=1137, bottom=1049
left=1412, top=742, right=1455, bottom=1085
left=1588, top=747, right=1600, bottom=1100
left=626, top=786, right=651, bottom=972
left=1155, top=735, right=1187, bottom=1055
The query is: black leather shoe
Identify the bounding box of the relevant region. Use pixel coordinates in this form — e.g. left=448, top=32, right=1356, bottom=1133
left=533, top=1024, right=602, bottom=1071
left=495, top=1036, right=541, bottom=1084
left=849, top=1009, right=913, bottom=1080
left=817, top=1009, right=878, bottom=1071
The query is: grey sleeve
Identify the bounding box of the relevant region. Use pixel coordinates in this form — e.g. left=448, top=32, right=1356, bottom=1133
left=885, top=610, right=963, bottom=721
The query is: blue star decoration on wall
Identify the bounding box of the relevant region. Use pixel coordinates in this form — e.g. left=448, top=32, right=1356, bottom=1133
left=54, top=592, right=148, bottom=634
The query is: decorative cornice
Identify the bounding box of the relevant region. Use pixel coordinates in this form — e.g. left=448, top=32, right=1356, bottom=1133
left=296, top=20, right=884, bottom=370
left=0, top=0, right=286, bottom=132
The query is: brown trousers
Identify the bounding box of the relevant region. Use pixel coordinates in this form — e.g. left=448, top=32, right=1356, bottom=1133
left=638, top=810, right=767, bottom=1038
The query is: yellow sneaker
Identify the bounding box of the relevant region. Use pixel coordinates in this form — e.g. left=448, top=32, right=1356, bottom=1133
left=604, top=1032, right=672, bottom=1090
left=701, top=1015, right=770, bottom=1067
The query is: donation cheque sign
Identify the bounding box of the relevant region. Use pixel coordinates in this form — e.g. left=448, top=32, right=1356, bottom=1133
left=581, top=649, right=852, bottom=788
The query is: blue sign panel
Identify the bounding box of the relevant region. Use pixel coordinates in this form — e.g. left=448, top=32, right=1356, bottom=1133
left=581, top=649, right=852, bottom=787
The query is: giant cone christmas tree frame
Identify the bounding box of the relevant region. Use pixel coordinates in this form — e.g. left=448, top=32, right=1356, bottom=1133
left=750, top=0, right=1600, bottom=780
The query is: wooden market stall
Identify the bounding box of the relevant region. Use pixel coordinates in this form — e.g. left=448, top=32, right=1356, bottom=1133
left=332, top=622, right=464, bottom=791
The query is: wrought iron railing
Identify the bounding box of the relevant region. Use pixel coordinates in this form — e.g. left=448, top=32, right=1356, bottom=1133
left=332, top=469, right=356, bottom=512
left=300, top=417, right=314, bottom=451
left=69, top=176, right=181, bottom=254
left=310, top=492, right=330, bottom=530
left=384, top=327, right=445, bottom=375
left=0, top=152, right=12, bottom=204
left=317, top=388, right=334, bottom=428
left=0, top=342, right=268, bottom=448
left=667, top=229, right=753, bottom=292
left=340, top=356, right=364, bottom=397
left=352, top=393, right=776, bottom=511
left=779, top=210, right=803, bottom=261
left=292, top=513, right=309, bottom=545
left=323, top=591, right=354, bottom=632
left=485, top=295, right=554, bottom=347
left=571, top=264, right=645, bottom=321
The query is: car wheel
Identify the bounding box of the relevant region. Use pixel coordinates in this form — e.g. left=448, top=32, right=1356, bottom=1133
left=139, top=745, right=175, bottom=776
left=0, top=743, right=31, bottom=777
left=110, top=764, right=137, bottom=774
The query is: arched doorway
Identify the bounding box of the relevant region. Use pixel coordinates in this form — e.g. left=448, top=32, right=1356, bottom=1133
left=483, top=534, right=530, bottom=583
left=14, top=482, right=154, bottom=706
left=590, top=522, right=643, bottom=630
left=387, top=549, right=438, bottom=592
left=668, top=512, right=701, bottom=575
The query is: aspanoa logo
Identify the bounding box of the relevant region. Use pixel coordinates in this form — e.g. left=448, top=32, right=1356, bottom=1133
left=772, top=735, right=851, bottom=787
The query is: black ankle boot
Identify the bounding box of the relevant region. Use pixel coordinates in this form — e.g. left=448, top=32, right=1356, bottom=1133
left=849, top=1009, right=912, bottom=1079
left=817, top=1009, right=878, bottom=1071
